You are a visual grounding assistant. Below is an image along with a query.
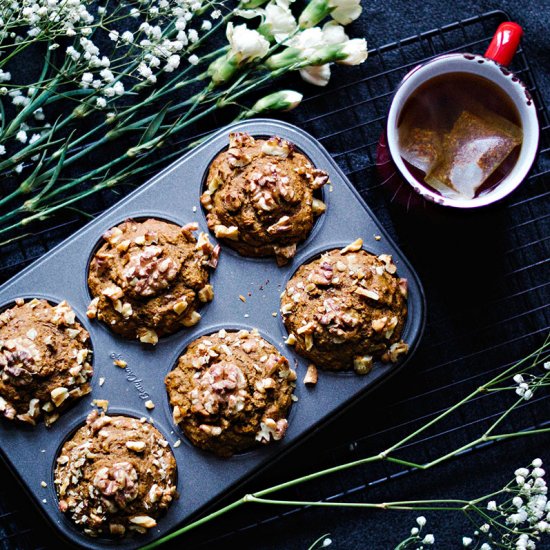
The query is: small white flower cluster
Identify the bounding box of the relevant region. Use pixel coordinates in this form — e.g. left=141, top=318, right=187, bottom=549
left=399, top=516, right=435, bottom=549
left=2, top=0, right=94, bottom=40
left=478, top=459, right=550, bottom=549
left=513, top=374, right=535, bottom=400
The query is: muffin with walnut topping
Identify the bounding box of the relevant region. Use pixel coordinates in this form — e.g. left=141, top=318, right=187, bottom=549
left=281, top=239, right=409, bottom=374
left=165, top=329, right=296, bottom=457
left=87, top=218, right=219, bottom=345
left=0, top=298, right=93, bottom=426
left=201, top=132, right=329, bottom=265
left=54, top=411, right=177, bottom=538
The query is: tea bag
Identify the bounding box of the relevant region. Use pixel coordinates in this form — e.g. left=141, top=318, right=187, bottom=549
left=426, top=105, right=522, bottom=199
left=399, top=126, right=443, bottom=174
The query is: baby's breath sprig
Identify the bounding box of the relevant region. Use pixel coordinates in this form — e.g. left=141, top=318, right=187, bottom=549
left=141, top=336, right=550, bottom=549
left=0, top=0, right=368, bottom=242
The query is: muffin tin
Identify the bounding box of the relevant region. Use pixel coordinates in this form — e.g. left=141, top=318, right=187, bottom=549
left=0, top=119, right=425, bottom=549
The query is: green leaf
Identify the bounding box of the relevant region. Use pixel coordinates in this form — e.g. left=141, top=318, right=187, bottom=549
left=138, top=104, right=170, bottom=146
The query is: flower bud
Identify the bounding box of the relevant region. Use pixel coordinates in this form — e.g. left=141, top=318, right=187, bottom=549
left=245, top=90, right=303, bottom=117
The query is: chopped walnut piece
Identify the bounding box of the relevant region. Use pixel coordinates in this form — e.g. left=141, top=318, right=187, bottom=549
left=355, top=287, right=379, bottom=301
left=126, top=441, right=146, bottom=452
left=353, top=355, right=373, bottom=375
left=172, top=299, right=189, bottom=315
left=261, top=136, right=294, bottom=158
left=86, top=297, right=99, bottom=319
left=144, top=400, right=155, bottom=410
left=214, top=224, right=239, bottom=241
left=139, top=329, right=159, bottom=345
left=124, top=246, right=179, bottom=297
left=51, top=387, right=69, bottom=407
left=341, top=238, right=363, bottom=254
left=181, top=311, right=201, bottom=327
left=304, top=364, right=318, bottom=385
left=398, top=278, right=408, bottom=298
left=198, top=284, right=215, bottom=303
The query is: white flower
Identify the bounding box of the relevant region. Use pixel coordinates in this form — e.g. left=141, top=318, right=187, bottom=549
left=480, top=544, right=492, bottom=550
left=16, top=130, right=28, bottom=143
left=112, top=82, right=125, bottom=96
left=513, top=374, right=524, bottom=384
left=15, top=164, right=23, bottom=174
left=165, top=54, right=181, bottom=72
left=290, top=27, right=325, bottom=51
left=227, top=23, right=270, bottom=62
left=96, top=97, right=107, bottom=108
left=34, top=108, right=45, bottom=121
left=188, top=54, right=199, bottom=65
left=0, top=70, right=12, bottom=82
left=410, top=527, right=419, bottom=535
left=100, top=69, right=114, bottom=83
left=462, top=537, right=472, bottom=547
left=513, top=496, right=524, bottom=508
left=201, top=20, right=212, bottom=31
left=330, top=0, right=362, bottom=25
left=12, top=96, right=30, bottom=108
left=336, top=38, right=368, bottom=65
left=66, top=46, right=80, bottom=60
left=533, top=468, right=546, bottom=479
left=480, top=523, right=490, bottom=533
left=533, top=459, right=543, bottom=468
left=516, top=468, right=530, bottom=477
left=487, top=500, right=497, bottom=511
left=322, top=538, right=332, bottom=547
left=422, top=534, right=435, bottom=545
left=188, top=29, right=199, bottom=43
left=416, top=516, right=426, bottom=527
left=0, top=145, right=5, bottom=155
left=263, top=1, right=298, bottom=42
left=211, top=9, right=222, bottom=19
left=248, top=90, right=302, bottom=114
left=121, top=31, right=134, bottom=43
left=523, top=389, right=533, bottom=400
left=29, top=134, right=40, bottom=144
left=544, top=361, right=550, bottom=370
left=300, top=63, right=331, bottom=86
left=299, top=0, right=362, bottom=28
left=322, top=21, right=349, bottom=44
left=81, top=72, right=93, bottom=88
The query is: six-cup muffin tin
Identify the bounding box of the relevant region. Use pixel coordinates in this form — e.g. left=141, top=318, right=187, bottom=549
left=0, top=119, right=425, bottom=549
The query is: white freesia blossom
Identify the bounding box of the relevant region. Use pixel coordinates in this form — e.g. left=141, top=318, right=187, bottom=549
left=227, top=23, right=270, bottom=62
left=300, top=63, right=331, bottom=86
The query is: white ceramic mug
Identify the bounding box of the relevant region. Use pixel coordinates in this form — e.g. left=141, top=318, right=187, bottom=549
left=385, top=22, right=539, bottom=209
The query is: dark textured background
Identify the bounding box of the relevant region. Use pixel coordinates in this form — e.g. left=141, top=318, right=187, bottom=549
left=1, top=1, right=549, bottom=549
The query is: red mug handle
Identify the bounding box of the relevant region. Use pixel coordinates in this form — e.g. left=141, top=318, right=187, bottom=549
left=484, top=22, right=523, bottom=67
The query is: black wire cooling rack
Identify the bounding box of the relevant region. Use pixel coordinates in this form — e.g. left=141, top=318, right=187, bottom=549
left=1, top=9, right=549, bottom=550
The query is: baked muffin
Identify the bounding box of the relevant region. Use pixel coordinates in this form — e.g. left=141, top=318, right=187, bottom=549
left=0, top=298, right=93, bottom=426
left=87, top=218, right=219, bottom=345
left=201, top=132, right=329, bottom=265
left=54, top=411, right=178, bottom=538
left=165, top=329, right=296, bottom=457
left=281, top=239, right=409, bottom=373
